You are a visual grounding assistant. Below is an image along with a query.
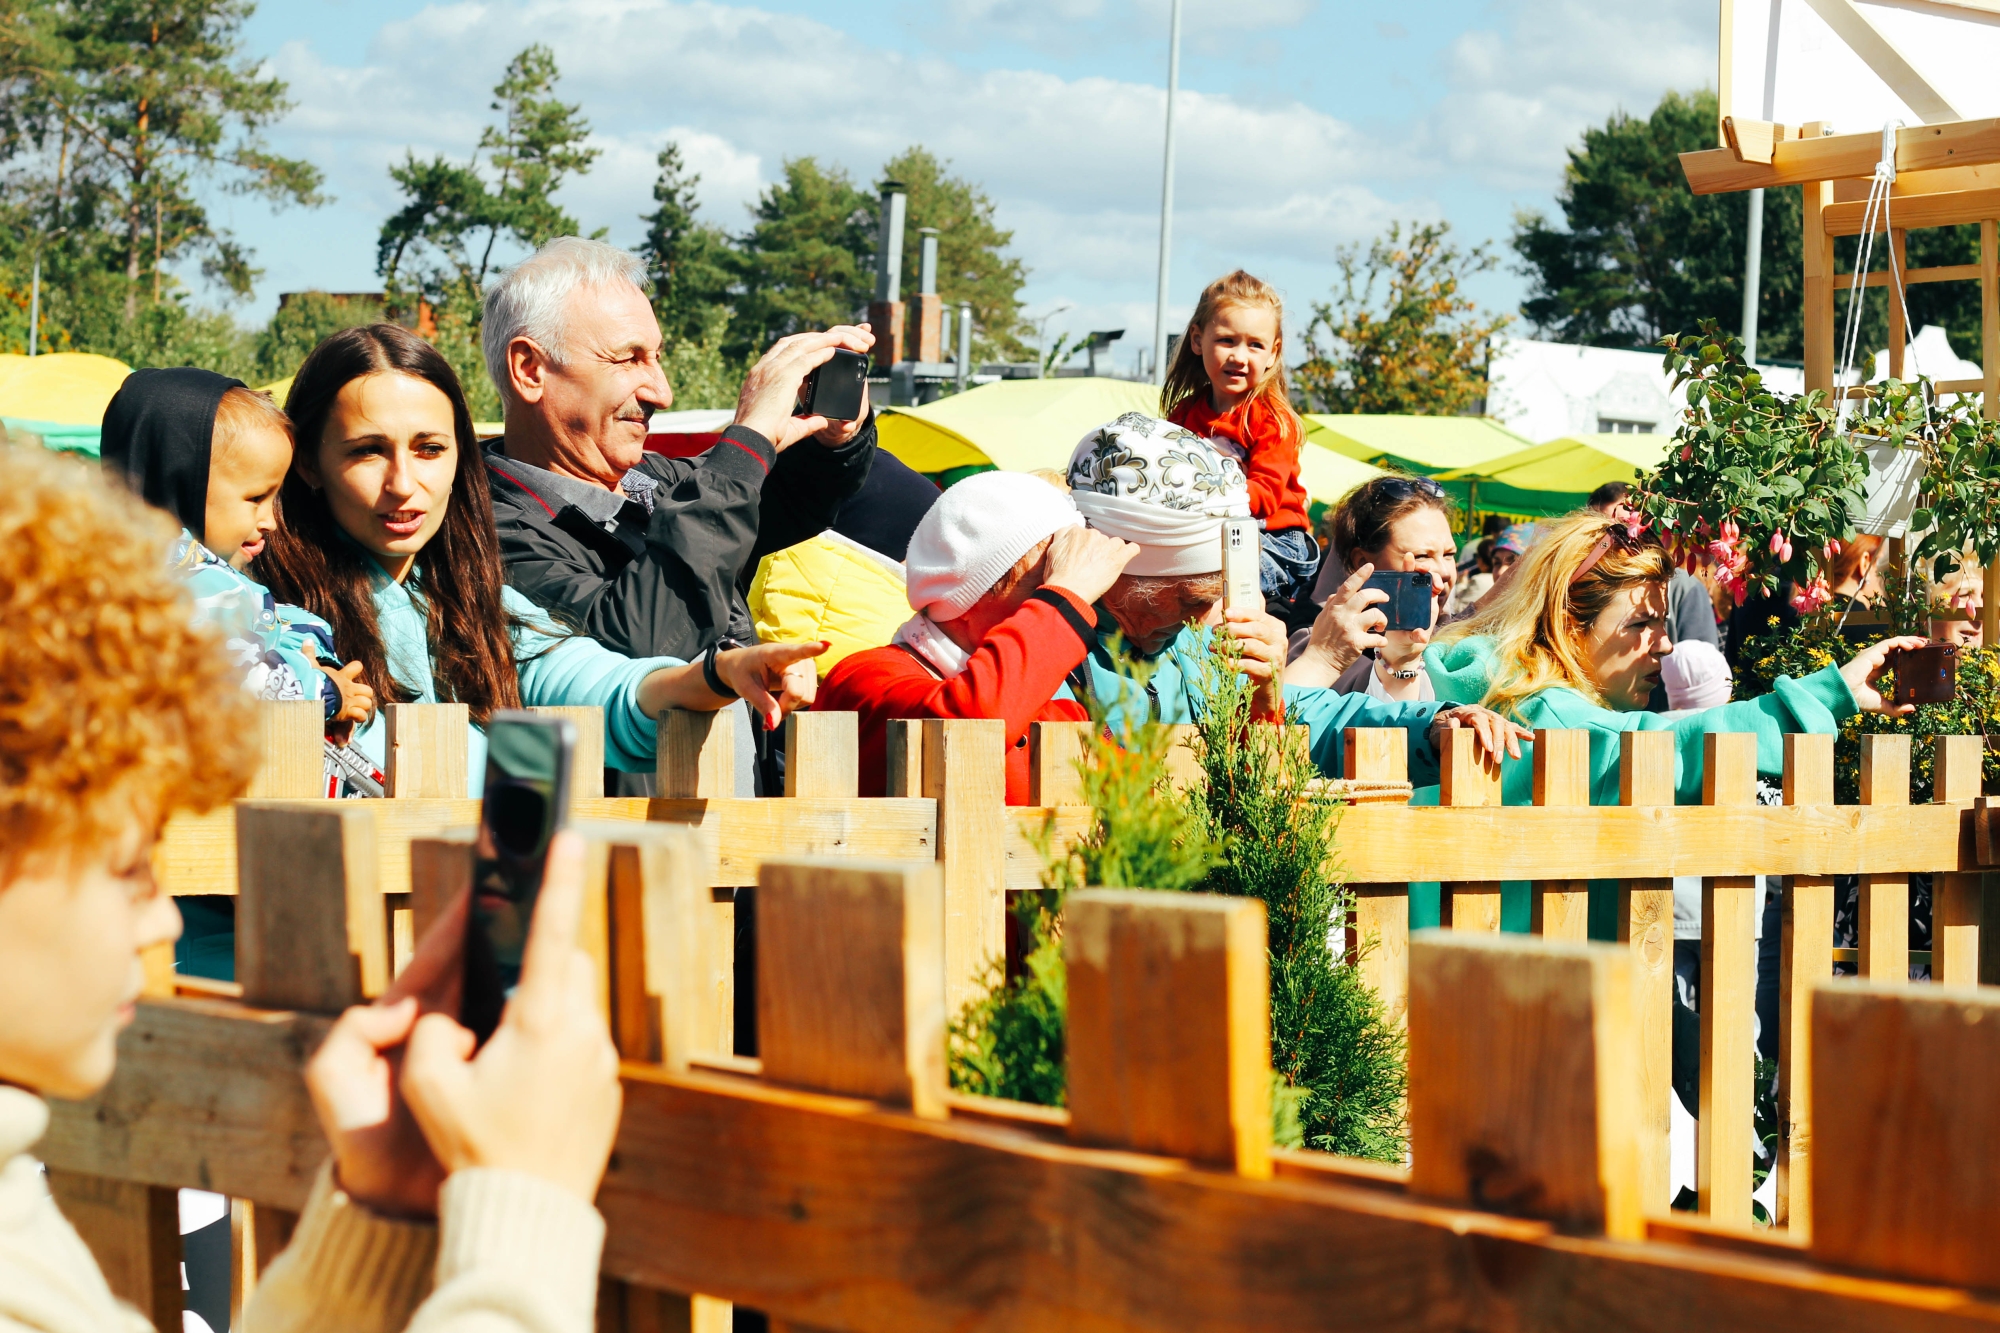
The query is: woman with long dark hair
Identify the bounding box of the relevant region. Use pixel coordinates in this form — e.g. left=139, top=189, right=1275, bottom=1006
left=257, top=324, right=819, bottom=791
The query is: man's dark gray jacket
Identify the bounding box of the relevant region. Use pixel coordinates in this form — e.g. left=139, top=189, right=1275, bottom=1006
left=484, top=418, right=877, bottom=661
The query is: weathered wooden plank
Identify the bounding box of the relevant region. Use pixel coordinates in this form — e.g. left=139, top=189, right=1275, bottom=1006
left=1065, top=890, right=1271, bottom=1177
left=1932, top=736, right=1987, bottom=988
left=387, top=701, right=469, bottom=798
left=252, top=700, right=327, bottom=800
left=1824, top=186, right=2000, bottom=237
left=1680, top=115, right=2000, bottom=195
left=39, top=998, right=329, bottom=1210
left=1329, top=803, right=1977, bottom=881
left=1699, top=734, right=1759, bottom=1228
left=530, top=704, right=606, bottom=800
left=1780, top=734, right=1836, bottom=1234
left=658, top=709, right=735, bottom=798
left=757, top=859, right=946, bottom=1119
left=785, top=711, right=859, bottom=799
left=599, top=1064, right=2000, bottom=1333
left=1859, top=736, right=1911, bottom=985
left=1408, top=932, right=1640, bottom=1239
left=158, top=798, right=481, bottom=898
left=45, top=1171, right=181, bottom=1332
left=1344, top=728, right=1412, bottom=1027
left=1439, top=727, right=1502, bottom=933
left=236, top=802, right=386, bottom=1011
left=1812, top=981, right=2000, bottom=1290
left=922, top=718, right=1007, bottom=1016
left=1619, top=730, right=1676, bottom=1214
left=1028, top=720, right=1089, bottom=807
left=1530, top=729, right=1591, bottom=941
left=646, top=797, right=935, bottom=886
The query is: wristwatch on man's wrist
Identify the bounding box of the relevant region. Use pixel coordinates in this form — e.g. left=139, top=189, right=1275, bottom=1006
left=702, top=638, right=744, bottom=699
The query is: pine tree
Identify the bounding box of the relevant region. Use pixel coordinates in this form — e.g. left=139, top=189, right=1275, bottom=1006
left=877, top=146, right=1029, bottom=362
left=729, top=156, right=874, bottom=361
left=637, top=142, right=738, bottom=352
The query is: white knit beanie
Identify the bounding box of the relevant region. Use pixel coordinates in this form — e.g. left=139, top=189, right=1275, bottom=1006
left=1660, top=639, right=1732, bottom=711
left=1066, top=413, right=1250, bottom=576
left=903, top=471, right=1083, bottom=621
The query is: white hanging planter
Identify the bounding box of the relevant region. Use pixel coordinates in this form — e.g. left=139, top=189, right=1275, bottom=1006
left=1853, top=436, right=1926, bottom=538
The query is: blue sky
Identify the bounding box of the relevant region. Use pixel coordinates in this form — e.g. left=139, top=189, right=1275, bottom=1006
left=217, top=0, right=1718, bottom=371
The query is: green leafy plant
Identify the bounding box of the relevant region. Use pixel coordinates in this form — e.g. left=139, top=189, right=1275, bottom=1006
left=1641, top=322, right=2000, bottom=612
left=1188, top=652, right=1407, bottom=1161
left=947, top=650, right=1220, bottom=1105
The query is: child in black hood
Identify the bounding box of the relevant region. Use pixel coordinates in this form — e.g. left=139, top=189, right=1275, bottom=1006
left=101, top=367, right=375, bottom=738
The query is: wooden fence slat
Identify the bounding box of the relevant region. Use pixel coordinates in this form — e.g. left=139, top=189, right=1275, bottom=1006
left=1407, top=930, right=1641, bottom=1239
left=922, top=718, right=1007, bottom=1017
left=1028, top=719, right=1089, bottom=807
left=1065, top=890, right=1271, bottom=1177
left=44, top=1170, right=181, bottom=1332
left=529, top=704, right=606, bottom=800
left=1616, top=729, right=1675, bottom=1214
left=1858, top=735, right=1911, bottom=985
left=1529, top=729, right=1592, bottom=941
left=1343, top=727, right=1412, bottom=1028
left=1811, top=980, right=2000, bottom=1289
left=252, top=700, right=327, bottom=799
left=1779, top=732, right=1836, bottom=1234
left=784, top=711, right=859, bottom=798
left=1931, top=735, right=1986, bottom=987
left=386, top=701, right=470, bottom=798
left=236, top=801, right=386, bottom=1012
left=1699, top=733, right=1759, bottom=1227
left=1439, top=728, right=1502, bottom=931
left=756, top=859, right=946, bottom=1119
left=658, top=709, right=735, bottom=798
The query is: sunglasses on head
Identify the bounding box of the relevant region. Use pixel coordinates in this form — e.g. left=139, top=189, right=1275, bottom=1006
left=1569, top=520, right=1650, bottom=586
left=1376, top=475, right=1446, bottom=501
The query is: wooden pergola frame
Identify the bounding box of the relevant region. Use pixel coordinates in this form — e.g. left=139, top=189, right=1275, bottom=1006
left=1680, top=118, right=2000, bottom=644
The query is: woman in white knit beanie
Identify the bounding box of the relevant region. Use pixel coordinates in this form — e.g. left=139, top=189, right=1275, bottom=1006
left=817, top=470, right=1139, bottom=803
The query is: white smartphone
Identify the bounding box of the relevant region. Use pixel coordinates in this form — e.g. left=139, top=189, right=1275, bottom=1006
left=1222, top=517, right=1262, bottom=612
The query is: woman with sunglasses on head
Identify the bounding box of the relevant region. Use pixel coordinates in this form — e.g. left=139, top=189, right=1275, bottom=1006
left=1424, top=511, right=1923, bottom=808
left=1287, top=474, right=1461, bottom=699
left=256, top=325, right=823, bottom=792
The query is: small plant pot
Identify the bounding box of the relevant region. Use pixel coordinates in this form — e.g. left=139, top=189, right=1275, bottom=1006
left=1854, top=434, right=1926, bottom=538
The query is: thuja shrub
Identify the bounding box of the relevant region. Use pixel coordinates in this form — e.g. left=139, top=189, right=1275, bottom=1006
left=1187, top=656, right=1407, bottom=1162
left=947, top=653, right=1219, bottom=1105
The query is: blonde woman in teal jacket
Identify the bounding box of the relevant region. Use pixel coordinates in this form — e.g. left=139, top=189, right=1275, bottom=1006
left=1424, top=511, right=1920, bottom=808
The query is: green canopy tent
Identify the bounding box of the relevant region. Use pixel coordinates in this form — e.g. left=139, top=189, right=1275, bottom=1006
left=1433, top=432, right=1672, bottom=518
left=1302, top=414, right=1534, bottom=476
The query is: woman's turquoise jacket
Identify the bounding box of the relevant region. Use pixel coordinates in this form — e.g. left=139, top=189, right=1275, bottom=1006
left=345, top=565, right=681, bottom=795
left=1422, top=634, right=1859, bottom=806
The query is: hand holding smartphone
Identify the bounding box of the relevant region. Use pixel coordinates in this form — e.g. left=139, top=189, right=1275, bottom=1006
left=1221, top=517, right=1262, bottom=613
left=795, top=347, right=870, bottom=422
left=1360, top=570, right=1436, bottom=633
left=461, top=712, right=576, bottom=1045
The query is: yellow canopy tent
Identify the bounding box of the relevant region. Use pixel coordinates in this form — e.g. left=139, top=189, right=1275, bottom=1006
left=0, top=352, right=133, bottom=455
left=877, top=376, right=1161, bottom=475
left=1302, top=414, right=1534, bottom=476
left=1433, top=432, right=1672, bottom=517
left=880, top=377, right=1382, bottom=505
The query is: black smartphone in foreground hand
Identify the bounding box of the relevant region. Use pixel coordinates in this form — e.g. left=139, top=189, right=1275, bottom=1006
left=1361, top=569, right=1437, bottom=633
left=796, top=348, right=870, bottom=422
left=1891, top=641, right=1959, bottom=707
left=462, top=711, right=576, bottom=1045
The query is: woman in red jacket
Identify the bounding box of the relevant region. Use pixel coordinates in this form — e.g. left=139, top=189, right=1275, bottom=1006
left=817, top=471, right=1138, bottom=803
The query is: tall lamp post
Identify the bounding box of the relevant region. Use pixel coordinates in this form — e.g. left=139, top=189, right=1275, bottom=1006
left=27, top=226, right=66, bottom=358
left=1151, top=0, right=1184, bottom=387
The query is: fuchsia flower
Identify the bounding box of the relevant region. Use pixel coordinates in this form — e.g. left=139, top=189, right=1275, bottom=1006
left=1791, top=577, right=1833, bottom=614
left=1769, top=530, right=1786, bottom=555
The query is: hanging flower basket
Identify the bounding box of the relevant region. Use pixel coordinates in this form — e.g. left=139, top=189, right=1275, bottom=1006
left=1637, top=323, right=2000, bottom=613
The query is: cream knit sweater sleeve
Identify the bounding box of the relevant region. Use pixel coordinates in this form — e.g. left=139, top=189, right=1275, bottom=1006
left=244, top=1163, right=605, bottom=1333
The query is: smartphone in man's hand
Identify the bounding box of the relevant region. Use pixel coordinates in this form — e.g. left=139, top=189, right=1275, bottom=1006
left=462, top=712, right=575, bottom=1045
left=796, top=348, right=870, bottom=422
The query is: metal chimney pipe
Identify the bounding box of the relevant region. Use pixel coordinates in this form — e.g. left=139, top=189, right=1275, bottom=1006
left=919, top=228, right=939, bottom=296
left=876, top=184, right=907, bottom=305
left=955, top=302, right=972, bottom=392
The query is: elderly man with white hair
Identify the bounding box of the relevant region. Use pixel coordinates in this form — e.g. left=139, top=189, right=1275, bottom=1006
left=1066, top=414, right=1526, bottom=781
left=481, top=236, right=877, bottom=677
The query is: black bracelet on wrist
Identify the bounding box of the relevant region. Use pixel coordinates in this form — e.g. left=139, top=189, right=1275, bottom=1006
left=702, top=638, right=743, bottom=699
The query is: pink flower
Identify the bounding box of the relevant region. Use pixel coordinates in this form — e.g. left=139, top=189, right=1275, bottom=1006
left=1728, top=576, right=1750, bottom=606
left=1769, top=530, right=1787, bottom=555
left=1680, top=445, right=1693, bottom=462
left=1780, top=540, right=1794, bottom=563
left=1791, top=577, right=1833, bottom=614
left=1721, top=518, right=1740, bottom=543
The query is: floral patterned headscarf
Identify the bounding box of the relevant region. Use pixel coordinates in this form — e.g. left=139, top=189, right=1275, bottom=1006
left=1065, top=413, right=1250, bottom=577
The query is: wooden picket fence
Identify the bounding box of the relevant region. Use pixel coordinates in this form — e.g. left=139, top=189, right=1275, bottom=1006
left=40, top=701, right=2000, bottom=1331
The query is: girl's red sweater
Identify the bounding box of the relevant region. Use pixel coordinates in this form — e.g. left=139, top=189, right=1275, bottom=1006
left=1169, top=393, right=1311, bottom=533
left=815, top=587, right=1096, bottom=805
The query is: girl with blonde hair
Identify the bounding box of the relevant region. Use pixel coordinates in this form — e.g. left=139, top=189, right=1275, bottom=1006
left=1160, top=270, right=1318, bottom=607
left=1426, top=511, right=1922, bottom=806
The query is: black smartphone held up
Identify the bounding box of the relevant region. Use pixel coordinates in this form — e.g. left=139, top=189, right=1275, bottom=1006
left=1361, top=569, right=1436, bottom=633
left=795, top=347, right=870, bottom=422
left=461, top=711, right=576, bottom=1045
left=1891, top=641, right=1959, bottom=707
